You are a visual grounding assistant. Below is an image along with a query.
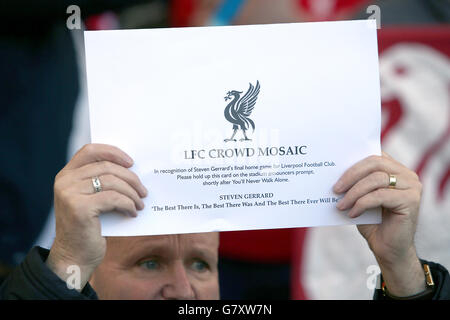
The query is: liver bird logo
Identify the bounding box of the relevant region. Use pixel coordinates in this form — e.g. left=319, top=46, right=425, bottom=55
left=223, top=80, right=260, bottom=142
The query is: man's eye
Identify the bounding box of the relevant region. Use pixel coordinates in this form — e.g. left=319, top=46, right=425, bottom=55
left=191, top=260, right=209, bottom=272
left=140, top=259, right=160, bottom=270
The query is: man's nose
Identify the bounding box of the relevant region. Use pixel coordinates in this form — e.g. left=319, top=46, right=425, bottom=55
left=161, top=262, right=195, bottom=300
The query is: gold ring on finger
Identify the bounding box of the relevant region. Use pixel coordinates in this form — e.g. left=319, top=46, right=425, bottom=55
left=388, top=174, right=397, bottom=189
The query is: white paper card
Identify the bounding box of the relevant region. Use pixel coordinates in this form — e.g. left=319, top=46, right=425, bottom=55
left=84, top=20, right=381, bottom=236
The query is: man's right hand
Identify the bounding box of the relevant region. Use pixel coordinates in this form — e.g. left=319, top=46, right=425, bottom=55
left=46, top=144, right=148, bottom=291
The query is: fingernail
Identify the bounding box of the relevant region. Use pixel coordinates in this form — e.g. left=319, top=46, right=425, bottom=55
left=139, top=200, right=145, bottom=210
left=129, top=211, right=138, bottom=218
left=336, top=199, right=345, bottom=210
left=333, top=181, right=343, bottom=193
left=126, top=157, right=134, bottom=166
left=141, top=185, right=148, bottom=197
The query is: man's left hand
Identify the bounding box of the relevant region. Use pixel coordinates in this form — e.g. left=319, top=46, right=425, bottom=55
left=334, top=152, right=425, bottom=297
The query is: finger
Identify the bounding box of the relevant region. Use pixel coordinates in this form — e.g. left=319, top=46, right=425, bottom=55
left=382, top=151, right=395, bottom=161
left=333, top=155, right=405, bottom=194
left=336, top=171, right=413, bottom=210
left=65, top=144, right=134, bottom=170
left=76, top=161, right=147, bottom=198
left=75, top=175, right=145, bottom=210
left=347, top=188, right=413, bottom=218
left=88, top=190, right=138, bottom=217
left=381, top=151, right=420, bottom=181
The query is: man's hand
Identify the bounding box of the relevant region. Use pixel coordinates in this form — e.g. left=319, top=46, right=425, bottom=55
left=334, top=152, right=425, bottom=297
left=46, top=144, right=147, bottom=291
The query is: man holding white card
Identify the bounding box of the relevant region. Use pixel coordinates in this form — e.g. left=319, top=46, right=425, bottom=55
left=1, top=143, right=448, bottom=300
left=1, top=20, right=449, bottom=300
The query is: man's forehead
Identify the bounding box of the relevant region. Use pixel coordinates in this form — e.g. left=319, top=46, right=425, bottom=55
left=113, top=232, right=219, bottom=245
left=106, top=233, right=219, bottom=260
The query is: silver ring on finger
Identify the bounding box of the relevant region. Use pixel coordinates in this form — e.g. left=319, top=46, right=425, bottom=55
left=92, top=176, right=103, bottom=193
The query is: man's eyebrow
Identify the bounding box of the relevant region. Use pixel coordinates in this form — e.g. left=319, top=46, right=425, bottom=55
left=188, top=247, right=218, bottom=263
left=130, top=245, right=169, bottom=260
left=118, top=239, right=169, bottom=263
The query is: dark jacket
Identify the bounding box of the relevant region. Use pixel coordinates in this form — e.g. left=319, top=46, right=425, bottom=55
left=0, top=247, right=97, bottom=299
left=1, top=246, right=449, bottom=300
left=0, top=0, right=149, bottom=268
left=374, top=260, right=450, bottom=300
